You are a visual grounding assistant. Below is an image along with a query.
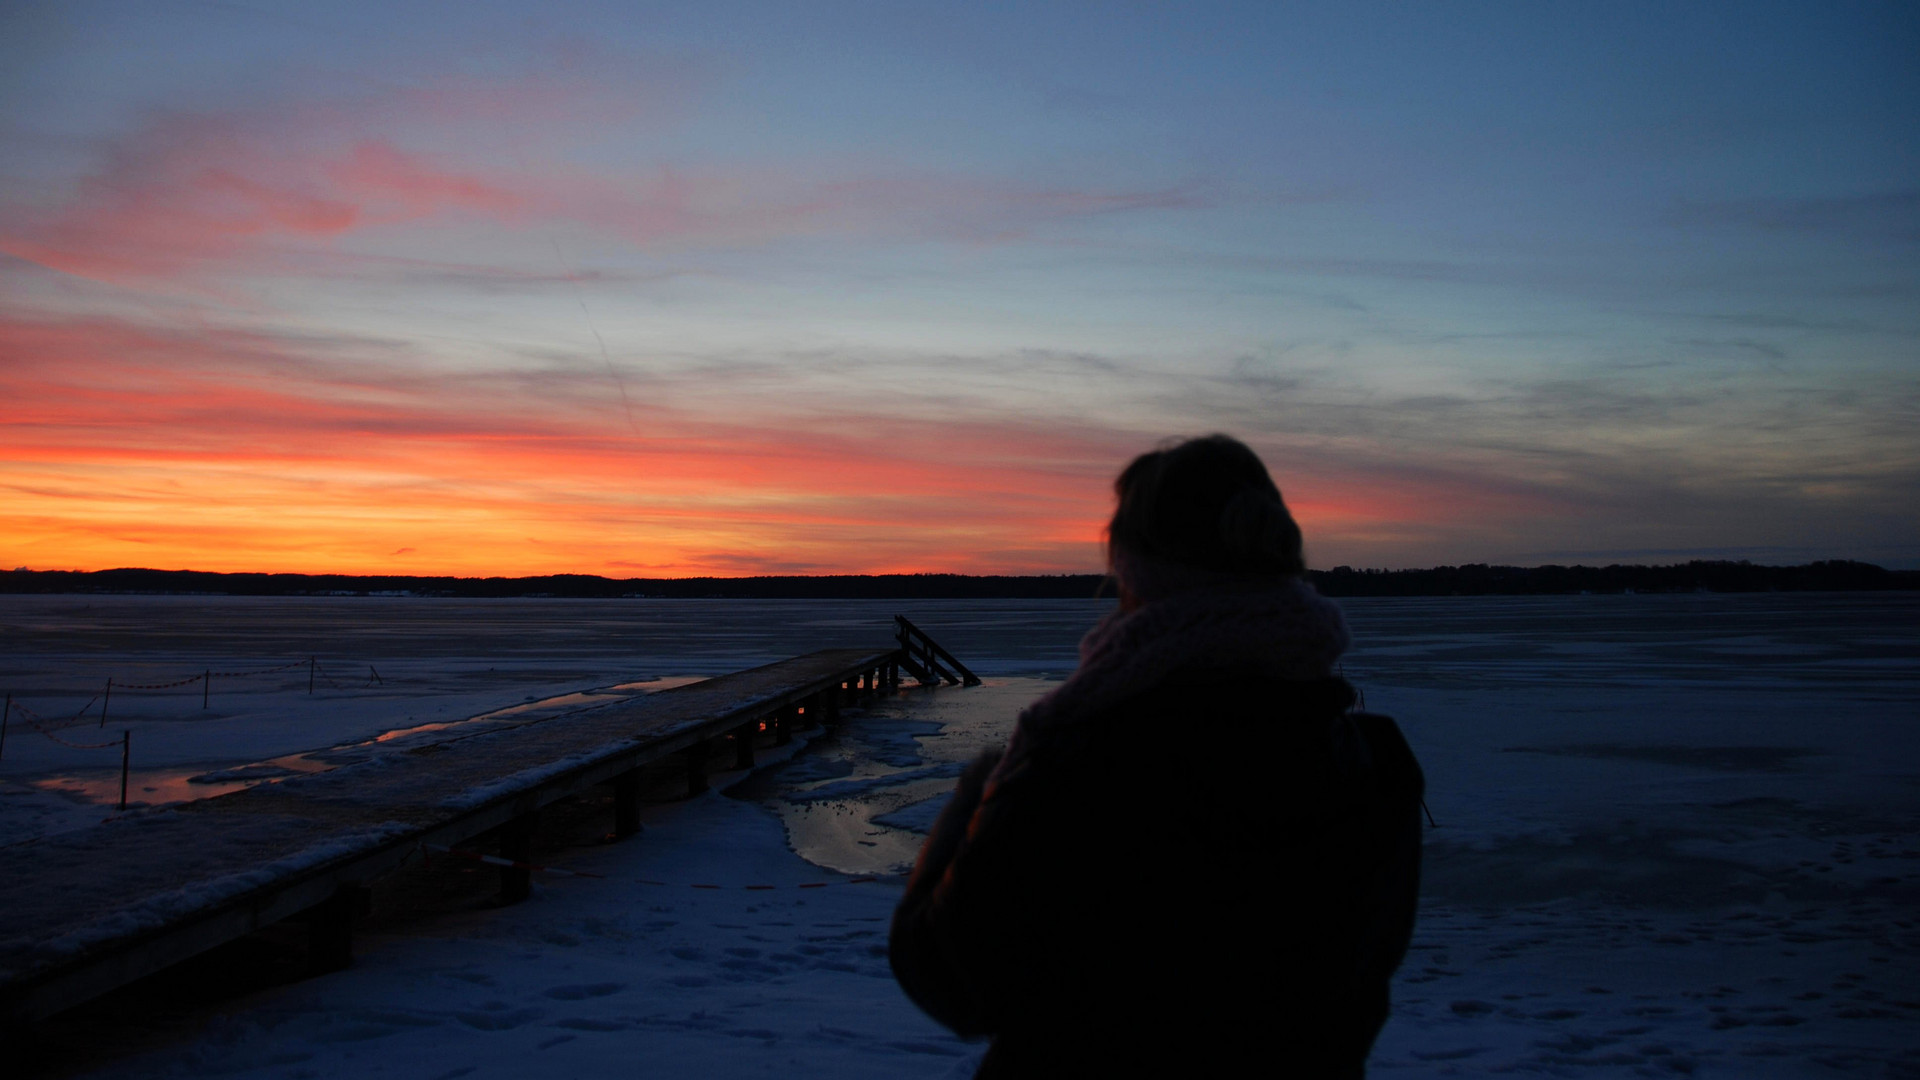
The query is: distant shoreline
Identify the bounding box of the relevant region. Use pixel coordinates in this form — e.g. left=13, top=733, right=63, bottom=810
left=2, top=561, right=1913, bottom=599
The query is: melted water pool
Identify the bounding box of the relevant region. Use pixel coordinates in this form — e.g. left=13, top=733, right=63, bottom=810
left=728, top=677, right=1044, bottom=876
left=30, top=675, right=712, bottom=811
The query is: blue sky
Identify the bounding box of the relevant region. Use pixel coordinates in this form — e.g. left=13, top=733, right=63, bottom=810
left=2, top=1, right=1915, bottom=574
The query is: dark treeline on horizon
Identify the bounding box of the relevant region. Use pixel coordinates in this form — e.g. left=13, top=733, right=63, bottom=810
left=0, top=560, right=1913, bottom=599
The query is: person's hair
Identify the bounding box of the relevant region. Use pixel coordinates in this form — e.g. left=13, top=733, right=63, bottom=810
left=1107, top=434, right=1305, bottom=577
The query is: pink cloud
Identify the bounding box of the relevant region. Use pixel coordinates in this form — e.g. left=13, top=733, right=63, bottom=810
left=0, top=113, right=523, bottom=283
left=0, top=76, right=1200, bottom=286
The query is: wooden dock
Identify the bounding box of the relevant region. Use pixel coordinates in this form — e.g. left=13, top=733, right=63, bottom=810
left=1, top=645, right=928, bottom=1025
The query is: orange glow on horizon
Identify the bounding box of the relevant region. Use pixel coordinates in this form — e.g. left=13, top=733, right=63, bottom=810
left=1, top=313, right=1566, bottom=577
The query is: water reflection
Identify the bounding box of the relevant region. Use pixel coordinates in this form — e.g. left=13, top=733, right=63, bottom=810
left=731, top=677, right=1042, bottom=876
left=34, top=675, right=712, bottom=809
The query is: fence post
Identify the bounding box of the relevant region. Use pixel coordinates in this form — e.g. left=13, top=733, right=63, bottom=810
left=101, top=677, right=112, bottom=728
left=309, top=657, right=316, bottom=694
left=203, top=670, right=210, bottom=709
left=1, top=693, right=9, bottom=760
left=119, top=730, right=130, bottom=810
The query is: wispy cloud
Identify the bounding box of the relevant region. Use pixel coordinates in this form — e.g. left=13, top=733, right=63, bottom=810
left=1667, top=190, right=1920, bottom=243
left=0, top=79, right=1205, bottom=290
left=5, top=286, right=1916, bottom=573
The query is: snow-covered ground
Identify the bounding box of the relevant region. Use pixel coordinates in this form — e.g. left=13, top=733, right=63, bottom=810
left=59, top=759, right=989, bottom=1079
left=0, top=596, right=1088, bottom=845
left=1356, top=594, right=1920, bottom=1076
left=5, top=592, right=1917, bottom=1077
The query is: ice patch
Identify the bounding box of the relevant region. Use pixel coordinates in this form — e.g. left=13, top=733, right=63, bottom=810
left=871, top=794, right=950, bottom=835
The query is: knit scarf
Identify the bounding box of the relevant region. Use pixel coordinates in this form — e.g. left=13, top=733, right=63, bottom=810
left=1009, top=567, right=1351, bottom=746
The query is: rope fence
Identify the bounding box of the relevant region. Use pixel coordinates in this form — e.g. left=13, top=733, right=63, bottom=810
left=1, top=659, right=390, bottom=801
left=1, top=692, right=133, bottom=807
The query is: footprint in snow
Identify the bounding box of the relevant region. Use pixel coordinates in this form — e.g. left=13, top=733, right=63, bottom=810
left=455, top=1007, right=545, bottom=1031
left=1412, top=1047, right=1489, bottom=1061
left=553, top=1018, right=627, bottom=1032
left=544, top=982, right=626, bottom=1000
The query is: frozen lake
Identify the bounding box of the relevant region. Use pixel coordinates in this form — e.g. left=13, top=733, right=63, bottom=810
left=4, top=591, right=1917, bottom=1077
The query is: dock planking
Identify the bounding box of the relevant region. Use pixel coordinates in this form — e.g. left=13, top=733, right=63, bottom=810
left=1, top=646, right=913, bottom=1025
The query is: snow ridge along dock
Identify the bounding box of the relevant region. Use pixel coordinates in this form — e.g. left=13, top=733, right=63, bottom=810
left=3, top=621, right=976, bottom=1025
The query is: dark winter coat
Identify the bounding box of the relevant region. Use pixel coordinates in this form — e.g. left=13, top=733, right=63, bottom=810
left=889, top=670, right=1423, bottom=1078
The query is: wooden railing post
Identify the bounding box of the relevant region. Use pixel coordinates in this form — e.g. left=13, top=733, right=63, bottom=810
left=733, top=721, right=757, bottom=769
left=685, top=739, right=711, bottom=796
left=499, top=814, right=536, bottom=903
left=306, top=884, right=370, bottom=974
left=613, top=770, right=642, bottom=838
left=894, top=615, right=981, bottom=687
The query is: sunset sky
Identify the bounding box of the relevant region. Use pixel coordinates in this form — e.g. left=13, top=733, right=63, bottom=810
left=3, top=1, right=1916, bottom=575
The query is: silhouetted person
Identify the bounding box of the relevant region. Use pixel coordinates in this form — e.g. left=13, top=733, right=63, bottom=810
left=890, top=434, right=1424, bottom=1078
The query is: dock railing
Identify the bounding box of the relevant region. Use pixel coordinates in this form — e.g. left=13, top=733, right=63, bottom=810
left=894, top=615, right=981, bottom=687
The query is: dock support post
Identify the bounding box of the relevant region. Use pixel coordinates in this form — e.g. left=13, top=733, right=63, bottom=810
left=733, top=721, right=756, bottom=769
left=685, top=739, right=710, bottom=796
left=774, top=704, right=794, bottom=746
left=307, top=884, right=370, bottom=974
left=613, top=770, right=642, bottom=838
left=499, top=815, right=535, bottom=903
left=824, top=684, right=840, bottom=722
